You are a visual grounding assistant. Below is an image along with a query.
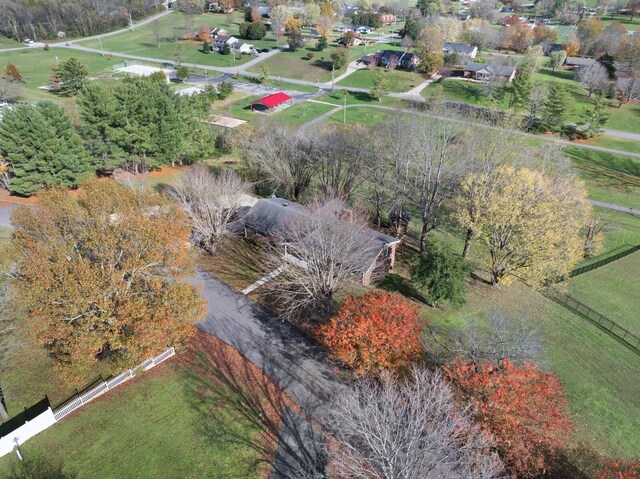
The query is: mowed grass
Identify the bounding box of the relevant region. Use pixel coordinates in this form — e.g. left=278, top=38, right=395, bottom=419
left=588, top=135, right=640, bottom=155
left=565, top=148, right=640, bottom=210
left=566, top=251, right=640, bottom=334
left=0, top=49, right=116, bottom=102
left=337, top=67, right=427, bottom=93
left=422, top=278, right=640, bottom=460
left=0, top=358, right=263, bottom=479
left=77, top=11, right=265, bottom=68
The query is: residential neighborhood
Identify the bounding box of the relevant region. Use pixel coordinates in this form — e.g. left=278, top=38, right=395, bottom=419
left=0, top=0, right=639, bottom=478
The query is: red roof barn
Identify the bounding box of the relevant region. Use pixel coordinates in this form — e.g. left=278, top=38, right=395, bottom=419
left=251, top=92, right=292, bottom=111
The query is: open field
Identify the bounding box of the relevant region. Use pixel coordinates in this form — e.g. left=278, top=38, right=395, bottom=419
left=337, top=67, right=427, bottom=93
left=0, top=333, right=268, bottom=479
left=0, top=49, right=117, bottom=103
left=566, top=251, right=640, bottom=334
left=565, top=148, right=640, bottom=210
left=274, top=100, right=339, bottom=127
left=411, top=276, right=640, bottom=460
left=588, top=135, right=640, bottom=155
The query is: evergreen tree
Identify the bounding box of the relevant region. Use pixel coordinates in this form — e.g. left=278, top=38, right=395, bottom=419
left=510, top=72, right=532, bottom=111
left=317, top=35, right=328, bottom=51
left=221, top=42, right=231, bottom=55
left=202, top=40, right=211, bottom=53
left=0, top=102, right=94, bottom=196
left=218, top=81, right=234, bottom=99
left=371, top=68, right=390, bottom=101
left=597, top=53, right=616, bottom=79
left=50, top=57, right=89, bottom=96
left=401, top=17, right=421, bottom=42
left=543, top=84, right=571, bottom=132
left=581, top=93, right=610, bottom=137
left=176, top=65, right=190, bottom=82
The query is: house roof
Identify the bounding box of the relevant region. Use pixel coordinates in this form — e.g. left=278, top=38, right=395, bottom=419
left=251, top=92, right=292, bottom=109
left=465, top=61, right=516, bottom=77
left=240, top=197, right=400, bottom=273
left=564, top=56, right=596, bottom=67
left=215, top=35, right=237, bottom=44
left=444, top=42, right=477, bottom=54
left=379, top=50, right=416, bottom=64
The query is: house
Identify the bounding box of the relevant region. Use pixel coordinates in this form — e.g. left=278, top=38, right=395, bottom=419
left=213, top=35, right=238, bottom=51
left=464, top=62, right=517, bottom=82
left=379, top=13, right=397, bottom=25
left=543, top=43, right=565, bottom=55
left=355, top=25, right=375, bottom=34
left=338, top=32, right=370, bottom=46
left=211, top=27, right=228, bottom=38
left=443, top=42, right=478, bottom=58
left=232, top=42, right=254, bottom=54
left=377, top=50, right=419, bottom=70
left=238, top=197, right=401, bottom=286
left=564, top=56, right=596, bottom=69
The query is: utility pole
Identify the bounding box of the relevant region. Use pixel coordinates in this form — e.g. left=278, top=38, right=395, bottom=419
left=342, top=89, right=347, bottom=124
left=98, top=36, right=104, bottom=57
left=331, top=65, right=335, bottom=90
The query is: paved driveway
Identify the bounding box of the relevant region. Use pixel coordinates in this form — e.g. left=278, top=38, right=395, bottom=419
left=191, top=270, right=346, bottom=421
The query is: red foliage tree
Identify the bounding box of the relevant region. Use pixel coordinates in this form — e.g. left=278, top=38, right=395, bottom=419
left=445, top=359, right=574, bottom=478
left=317, top=291, right=424, bottom=374
left=596, top=460, right=640, bottom=479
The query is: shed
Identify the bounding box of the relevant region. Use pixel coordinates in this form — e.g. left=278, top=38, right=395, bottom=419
left=251, top=92, right=293, bottom=111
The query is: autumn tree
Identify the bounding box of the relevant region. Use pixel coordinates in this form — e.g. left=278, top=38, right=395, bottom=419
left=446, top=359, right=573, bottom=478
left=328, top=367, right=505, bottom=479
left=456, top=165, right=591, bottom=286
left=318, top=291, right=423, bottom=373
left=50, top=57, right=89, bottom=96
left=414, top=26, right=445, bottom=73
left=3, top=64, right=22, bottom=82
left=168, top=166, right=251, bottom=254
left=11, top=181, right=205, bottom=380
left=504, top=23, right=534, bottom=52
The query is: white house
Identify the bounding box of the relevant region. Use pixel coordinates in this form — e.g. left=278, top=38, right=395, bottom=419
left=213, top=35, right=238, bottom=50
left=443, top=42, right=478, bottom=59
left=232, top=42, right=254, bottom=54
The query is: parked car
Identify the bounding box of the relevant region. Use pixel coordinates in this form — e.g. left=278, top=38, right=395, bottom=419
left=260, top=48, right=270, bottom=53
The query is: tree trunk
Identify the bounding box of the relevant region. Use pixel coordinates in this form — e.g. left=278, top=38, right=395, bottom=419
left=419, top=222, right=429, bottom=254
left=462, top=228, right=473, bottom=259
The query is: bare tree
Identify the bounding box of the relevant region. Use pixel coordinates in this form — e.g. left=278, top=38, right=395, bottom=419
left=262, top=198, right=379, bottom=319
left=168, top=165, right=251, bottom=254
left=616, top=77, right=640, bottom=106
left=327, top=367, right=506, bottom=479
left=0, top=78, right=22, bottom=102
left=577, top=63, right=609, bottom=97
left=242, top=125, right=323, bottom=201
left=426, top=312, right=544, bottom=366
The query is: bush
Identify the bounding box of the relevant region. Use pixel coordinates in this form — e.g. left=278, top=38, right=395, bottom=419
left=218, top=81, right=234, bottom=100
left=330, top=47, right=348, bottom=69
left=318, top=291, right=424, bottom=374
left=306, top=52, right=316, bottom=61
left=239, top=21, right=266, bottom=40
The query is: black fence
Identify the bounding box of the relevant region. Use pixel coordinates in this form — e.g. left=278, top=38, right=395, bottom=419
left=52, top=374, right=112, bottom=412
left=547, top=292, right=640, bottom=355
left=0, top=396, right=51, bottom=439
left=569, top=244, right=640, bottom=278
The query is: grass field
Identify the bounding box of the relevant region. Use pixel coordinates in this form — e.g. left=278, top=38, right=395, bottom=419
left=416, top=277, right=640, bottom=460
left=337, top=67, right=427, bottom=93
left=566, top=251, right=640, bottom=334
left=274, top=100, right=338, bottom=127
left=0, top=340, right=266, bottom=479
left=0, top=49, right=117, bottom=102
left=588, top=135, right=640, bottom=155
left=565, top=148, right=640, bottom=210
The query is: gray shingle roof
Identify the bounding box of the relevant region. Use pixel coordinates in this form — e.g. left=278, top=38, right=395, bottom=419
left=444, top=42, right=477, bottom=54
left=465, top=61, right=516, bottom=77
left=564, top=56, right=596, bottom=67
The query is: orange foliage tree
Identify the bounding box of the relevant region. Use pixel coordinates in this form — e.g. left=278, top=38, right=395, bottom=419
left=445, top=359, right=573, bottom=478
left=596, top=460, right=640, bottom=479
left=317, top=291, right=424, bottom=374
left=11, top=180, right=205, bottom=381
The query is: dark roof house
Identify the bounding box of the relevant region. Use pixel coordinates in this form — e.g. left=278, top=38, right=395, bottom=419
left=377, top=50, right=419, bottom=70
left=239, top=197, right=401, bottom=286
left=564, top=56, right=596, bottom=69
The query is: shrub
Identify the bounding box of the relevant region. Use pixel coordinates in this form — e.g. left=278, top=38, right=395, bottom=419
left=318, top=291, right=424, bottom=374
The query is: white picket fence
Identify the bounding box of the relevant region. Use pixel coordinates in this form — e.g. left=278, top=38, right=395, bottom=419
left=0, top=347, right=175, bottom=457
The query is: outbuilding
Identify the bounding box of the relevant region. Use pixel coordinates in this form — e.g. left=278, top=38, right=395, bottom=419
left=250, top=92, right=293, bottom=111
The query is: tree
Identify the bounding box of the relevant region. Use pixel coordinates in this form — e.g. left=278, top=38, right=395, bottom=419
left=317, top=35, right=328, bottom=51
left=597, top=53, right=616, bottom=80
left=202, top=40, right=211, bottom=53
left=3, top=64, right=22, bottom=82
left=302, top=3, right=321, bottom=26
left=218, top=81, right=234, bottom=99
left=0, top=102, right=93, bottom=196
left=287, top=30, right=304, bottom=51
left=370, top=68, right=390, bottom=101
left=503, top=23, right=534, bottom=52
left=284, top=17, right=303, bottom=36
left=175, top=65, right=189, bottom=82
left=510, top=72, right=532, bottom=110
left=0, top=77, right=22, bottom=102
left=416, top=0, right=444, bottom=15
left=239, top=20, right=267, bottom=40
left=577, top=17, right=603, bottom=54
left=78, top=79, right=184, bottom=173
left=533, top=24, right=556, bottom=44
left=446, top=359, right=573, bottom=478
left=259, top=63, right=270, bottom=84
left=318, top=291, right=423, bottom=373
left=414, top=27, right=444, bottom=74
left=221, top=42, right=231, bottom=55
left=629, top=0, right=640, bottom=21
left=330, top=47, right=348, bottom=69
left=316, top=16, right=333, bottom=39
left=456, top=165, right=591, bottom=286
left=578, top=63, right=609, bottom=97
left=328, top=367, right=505, bottom=479
left=270, top=5, right=291, bottom=44
left=11, top=180, right=205, bottom=380
left=548, top=50, right=567, bottom=72
left=401, top=17, right=421, bottom=42
left=50, top=57, right=88, bottom=96
left=412, top=238, right=469, bottom=307
left=543, top=83, right=571, bottom=131
left=341, top=30, right=358, bottom=48
left=581, top=92, right=611, bottom=137
left=168, top=166, right=251, bottom=254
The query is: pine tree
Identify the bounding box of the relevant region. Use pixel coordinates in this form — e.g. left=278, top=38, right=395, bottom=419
left=543, top=84, right=571, bottom=132
left=510, top=72, right=532, bottom=111
left=371, top=68, right=390, bottom=101
left=50, top=57, right=89, bottom=96
left=0, top=102, right=94, bottom=196
left=581, top=92, right=610, bottom=137
left=317, top=35, right=328, bottom=51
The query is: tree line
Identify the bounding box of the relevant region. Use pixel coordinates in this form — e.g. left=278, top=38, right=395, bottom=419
left=0, top=0, right=163, bottom=42
left=0, top=59, right=234, bottom=196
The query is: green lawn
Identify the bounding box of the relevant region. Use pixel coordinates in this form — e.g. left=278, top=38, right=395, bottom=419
left=337, top=67, right=427, bottom=93
left=238, top=75, right=320, bottom=94
left=274, top=100, right=338, bottom=127
left=0, top=359, right=264, bottom=479
left=588, top=136, right=640, bottom=155
left=418, top=277, right=640, bottom=460
left=0, top=37, right=21, bottom=49
left=0, top=49, right=117, bottom=103
left=566, top=251, right=640, bottom=334
left=565, top=148, right=640, bottom=210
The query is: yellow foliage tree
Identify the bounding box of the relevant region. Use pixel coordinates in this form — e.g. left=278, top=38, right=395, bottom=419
left=284, top=17, right=303, bottom=35
left=456, top=166, right=591, bottom=286
left=11, top=180, right=205, bottom=381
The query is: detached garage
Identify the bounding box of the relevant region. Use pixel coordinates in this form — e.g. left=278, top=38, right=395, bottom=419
left=250, top=92, right=293, bottom=112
